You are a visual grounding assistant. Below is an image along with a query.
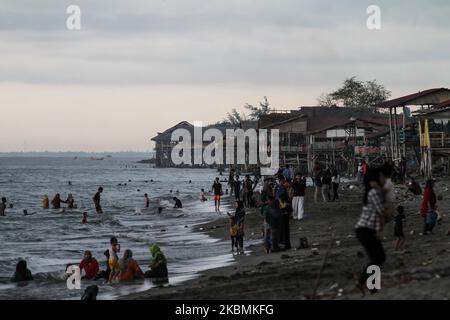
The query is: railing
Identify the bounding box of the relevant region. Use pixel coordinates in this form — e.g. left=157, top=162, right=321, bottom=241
left=429, top=131, right=450, bottom=148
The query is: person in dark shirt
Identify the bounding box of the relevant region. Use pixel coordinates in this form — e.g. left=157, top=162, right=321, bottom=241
left=234, top=175, right=242, bottom=200
left=11, top=260, right=33, bottom=282
left=0, top=197, right=6, bottom=216
left=212, top=177, right=223, bottom=212
left=93, top=187, right=103, bottom=213
left=243, top=175, right=254, bottom=208
left=279, top=193, right=292, bottom=250
left=234, top=200, right=246, bottom=254
left=407, top=177, right=422, bottom=196
left=173, top=197, right=182, bottom=208
left=51, top=194, right=63, bottom=209
left=394, top=206, right=405, bottom=251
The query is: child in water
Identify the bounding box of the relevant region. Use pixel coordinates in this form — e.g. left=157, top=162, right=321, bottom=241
left=144, top=193, right=150, bottom=208
left=42, top=195, right=49, bottom=209
left=200, top=189, right=207, bottom=202
left=82, top=212, right=88, bottom=224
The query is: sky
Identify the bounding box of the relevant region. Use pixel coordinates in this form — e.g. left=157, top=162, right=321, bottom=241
left=0, top=0, right=449, bottom=152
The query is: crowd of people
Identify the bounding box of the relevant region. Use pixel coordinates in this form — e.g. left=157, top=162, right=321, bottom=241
left=2, top=160, right=448, bottom=299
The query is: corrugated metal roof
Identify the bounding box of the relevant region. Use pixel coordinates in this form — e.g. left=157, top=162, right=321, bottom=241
left=378, top=88, right=450, bottom=109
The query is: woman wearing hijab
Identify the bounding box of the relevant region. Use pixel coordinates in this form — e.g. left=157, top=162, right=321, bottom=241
left=118, top=249, right=143, bottom=282
left=51, top=194, right=63, bottom=209
left=79, top=250, right=99, bottom=280
left=11, top=260, right=33, bottom=282
left=42, top=195, right=49, bottom=209
left=144, top=245, right=168, bottom=278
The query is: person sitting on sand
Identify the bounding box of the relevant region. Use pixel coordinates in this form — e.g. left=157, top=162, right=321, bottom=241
left=144, top=245, right=168, bottom=279
left=42, top=195, right=49, bottom=209
left=79, top=250, right=99, bottom=280
left=173, top=197, right=182, bottom=208
left=11, top=260, right=33, bottom=282
left=51, top=193, right=63, bottom=209
left=394, top=206, right=406, bottom=251
left=118, top=249, right=144, bottom=281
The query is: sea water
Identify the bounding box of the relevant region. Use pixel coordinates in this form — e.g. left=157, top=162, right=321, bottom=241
left=0, top=157, right=235, bottom=299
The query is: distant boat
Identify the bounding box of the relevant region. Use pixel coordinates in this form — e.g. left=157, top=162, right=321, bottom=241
left=90, top=157, right=104, bottom=160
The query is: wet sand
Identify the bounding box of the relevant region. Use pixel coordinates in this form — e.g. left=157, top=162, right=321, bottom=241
left=123, top=182, right=450, bottom=300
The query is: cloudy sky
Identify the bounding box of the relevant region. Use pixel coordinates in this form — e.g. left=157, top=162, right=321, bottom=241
left=0, top=0, right=449, bottom=152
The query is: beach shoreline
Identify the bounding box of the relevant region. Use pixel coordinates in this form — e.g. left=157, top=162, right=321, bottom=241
left=122, top=183, right=450, bottom=300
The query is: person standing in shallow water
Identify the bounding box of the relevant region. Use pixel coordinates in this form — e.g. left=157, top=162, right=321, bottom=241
left=93, top=187, right=103, bottom=213
left=354, top=168, right=386, bottom=295
left=144, top=193, right=150, bottom=208
left=0, top=197, right=6, bottom=216
left=212, top=177, right=222, bottom=212
left=51, top=194, right=63, bottom=209
left=42, top=195, right=49, bottom=209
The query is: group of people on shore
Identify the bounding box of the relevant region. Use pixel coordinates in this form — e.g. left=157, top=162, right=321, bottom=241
left=313, top=163, right=341, bottom=203
left=257, top=170, right=307, bottom=253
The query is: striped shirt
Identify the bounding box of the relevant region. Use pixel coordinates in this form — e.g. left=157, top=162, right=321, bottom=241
left=355, top=188, right=384, bottom=231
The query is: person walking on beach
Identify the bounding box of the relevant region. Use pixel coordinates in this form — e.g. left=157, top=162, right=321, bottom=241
left=229, top=216, right=239, bottom=252
left=42, top=195, right=49, bottom=209
left=291, top=173, right=306, bottom=221
left=321, top=168, right=332, bottom=202
left=0, top=197, right=6, bottom=216
left=331, top=169, right=340, bottom=201
left=261, top=196, right=274, bottom=253
left=93, top=187, right=103, bottom=213
left=354, top=168, right=386, bottom=295
left=421, top=179, right=437, bottom=235
left=243, top=175, right=253, bottom=208
left=228, top=169, right=235, bottom=197
left=234, top=175, right=242, bottom=200
left=279, top=193, right=292, bottom=250
left=394, top=206, right=406, bottom=251
left=313, top=163, right=323, bottom=203
left=234, top=200, right=246, bottom=254
left=212, top=177, right=223, bottom=212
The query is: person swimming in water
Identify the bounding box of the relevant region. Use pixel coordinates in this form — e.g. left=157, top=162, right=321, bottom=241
left=173, top=197, right=182, bottom=208
left=144, top=193, right=150, bottom=208
left=51, top=194, right=63, bottom=209
left=11, top=260, right=33, bottom=282
left=42, top=195, right=49, bottom=209
left=0, top=197, right=6, bottom=216
left=65, top=194, right=76, bottom=209
left=81, top=212, right=88, bottom=224
left=93, top=187, right=103, bottom=214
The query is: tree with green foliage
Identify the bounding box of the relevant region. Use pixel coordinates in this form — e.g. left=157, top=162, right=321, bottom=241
left=219, top=96, right=273, bottom=125
left=318, top=77, right=391, bottom=108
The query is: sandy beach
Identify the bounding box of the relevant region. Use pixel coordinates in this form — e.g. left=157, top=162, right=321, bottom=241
left=123, top=181, right=450, bottom=300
